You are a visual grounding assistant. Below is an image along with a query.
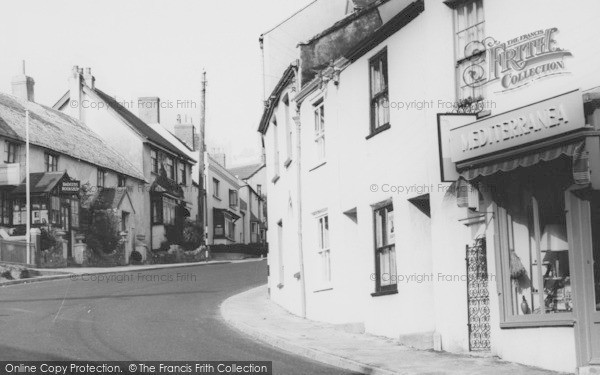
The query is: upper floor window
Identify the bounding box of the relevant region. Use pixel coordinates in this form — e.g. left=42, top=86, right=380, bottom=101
left=118, top=174, right=127, bottom=187
left=213, top=178, right=220, bottom=199
left=179, top=162, right=187, bottom=185
left=455, top=0, right=485, bottom=105
left=257, top=184, right=262, bottom=196
left=45, top=153, right=58, bottom=172
left=229, top=189, right=238, bottom=208
left=272, top=119, right=280, bottom=180
left=4, top=141, right=18, bottom=163
left=369, top=49, right=389, bottom=133
left=97, top=168, right=106, bottom=188
left=314, top=100, right=326, bottom=163
left=151, top=149, right=159, bottom=174
left=283, top=95, right=293, bottom=163
left=165, top=157, right=175, bottom=180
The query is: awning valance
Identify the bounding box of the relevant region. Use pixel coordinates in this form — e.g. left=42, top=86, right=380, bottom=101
left=458, top=140, right=588, bottom=183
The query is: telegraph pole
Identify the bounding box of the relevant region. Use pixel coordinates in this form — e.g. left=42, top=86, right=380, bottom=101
left=198, top=71, right=207, bottom=245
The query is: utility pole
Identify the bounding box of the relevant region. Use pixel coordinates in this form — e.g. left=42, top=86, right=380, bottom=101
left=25, top=109, right=31, bottom=265
left=198, top=71, right=207, bottom=245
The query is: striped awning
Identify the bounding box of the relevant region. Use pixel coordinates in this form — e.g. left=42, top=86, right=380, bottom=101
left=458, top=140, right=589, bottom=183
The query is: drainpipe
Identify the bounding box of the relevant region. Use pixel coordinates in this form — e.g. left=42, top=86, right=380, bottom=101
left=293, top=103, right=306, bottom=318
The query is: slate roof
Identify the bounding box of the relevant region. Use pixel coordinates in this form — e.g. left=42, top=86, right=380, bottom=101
left=0, top=93, right=145, bottom=181
left=93, top=89, right=195, bottom=162
left=228, top=163, right=264, bottom=180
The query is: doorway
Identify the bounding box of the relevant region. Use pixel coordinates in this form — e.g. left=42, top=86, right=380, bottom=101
left=566, top=189, right=600, bottom=367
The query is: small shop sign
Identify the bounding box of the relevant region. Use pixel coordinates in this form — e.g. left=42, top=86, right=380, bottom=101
left=463, top=28, right=572, bottom=93
left=449, top=90, right=585, bottom=163
left=61, top=180, right=80, bottom=193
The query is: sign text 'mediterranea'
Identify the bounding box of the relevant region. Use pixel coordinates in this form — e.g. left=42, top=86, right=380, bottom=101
left=460, top=105, right=568, bottom=152
left=449, top=90, right=586, bottom=163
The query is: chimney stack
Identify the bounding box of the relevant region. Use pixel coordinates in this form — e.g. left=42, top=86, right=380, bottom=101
left=11, top=61, right=35, bottom=102
left=174, top=116, right=198, bottom=150
left=83, top=67, right=95, bottom=89
left=138, top=97, right=160, bottom=124
left=68, top=65, right=83, bottom=119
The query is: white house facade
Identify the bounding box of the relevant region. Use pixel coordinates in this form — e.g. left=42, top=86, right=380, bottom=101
left=260, top=0, right=600, bottom=373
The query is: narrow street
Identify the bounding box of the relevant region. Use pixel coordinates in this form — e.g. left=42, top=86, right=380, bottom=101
left=0, top=261, right=354, bottom=374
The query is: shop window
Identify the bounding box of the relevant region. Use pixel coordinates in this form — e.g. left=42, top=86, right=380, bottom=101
left=314, top=100, right=326, bottom=163
left=50, top=196, right=61, bottom=225
left=4, top=141, right=19, bottom=163
left=45, top=153, right=58, bottom=172
left=454, top=0, right=486, bottom=107
left=151, top=195, right=163, bottom=224
left=225, top=216, right=235, bottom=240
left=369, top=49, right=389, bottom=134
left=31, top=198, right=48, bottom=225
left=373, top=204, right=396, bottom=294
left=496, top=164, right=574, bottom=320
left=151, top=149, right=159, bottom=174
left=0, top=192, right=10, bottom=225
left=316, top=213, right=331, bottom=286
left=229, top=189, right=238, bottom=208
left=163, top=196, right=176, bottom=225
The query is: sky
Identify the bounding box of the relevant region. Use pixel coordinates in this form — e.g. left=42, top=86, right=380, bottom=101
left=0, top=0, right=313, bottom=167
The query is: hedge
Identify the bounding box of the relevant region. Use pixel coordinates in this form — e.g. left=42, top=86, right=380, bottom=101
left=209, top=243, right=268, bottom=257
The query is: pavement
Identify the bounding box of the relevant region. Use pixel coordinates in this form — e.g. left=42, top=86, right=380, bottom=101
left=221, top=285, right=566, bottom=375
left=0, top=259, right=353, bottom=374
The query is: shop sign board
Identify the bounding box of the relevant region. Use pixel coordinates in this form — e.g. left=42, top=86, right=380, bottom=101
left=449, top=90, right=585, bottom=163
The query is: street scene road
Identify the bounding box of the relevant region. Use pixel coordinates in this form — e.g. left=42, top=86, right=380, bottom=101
left=0, top=260, right=354, bottom=375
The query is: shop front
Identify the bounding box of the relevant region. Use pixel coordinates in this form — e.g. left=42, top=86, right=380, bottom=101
left=10, top=172, right=80, bottom=258
left=442, top=90, right=600, bottom=371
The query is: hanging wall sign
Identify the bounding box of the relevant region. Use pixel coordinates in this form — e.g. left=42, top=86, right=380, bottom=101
left=61, top=180, right=80, bottom=193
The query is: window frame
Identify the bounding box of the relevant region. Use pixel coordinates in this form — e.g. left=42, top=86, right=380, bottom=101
left=45, top=153, right=59, bottom=172
left=179, top=162, right=187, bottom=185
left=368, top=48, right=390, bottom=135
left=151, top=149, right=159, bottom=174
left=229, top=189, right=238, bottom=208
left=4, top=141, right=18, bottom=164
left=313, top=99, right=326, bottom=164
left=453, top=0, right=486, bottom=105
left=97, top=168, right=107, bottom=188
left=165, top=156, right=175, bottom=180
left=118, top=174, right=127, bottom=188
left=315, top=212, right=332, bottom=289
left=372, top=203, right=397, bottom=295
left=213, top=178, right=220, bottom=199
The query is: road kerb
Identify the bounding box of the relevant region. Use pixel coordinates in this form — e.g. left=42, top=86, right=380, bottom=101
left=0, top=259, right=263, bottom=287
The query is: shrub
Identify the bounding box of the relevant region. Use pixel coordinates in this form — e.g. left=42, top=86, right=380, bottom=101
left=84, top=209, right=121, bottom=255
left=181, top=220, right=203, bottom=251
left=209, top=243, right=268, bottom=257
left=39, top=227, right=58, bottom=251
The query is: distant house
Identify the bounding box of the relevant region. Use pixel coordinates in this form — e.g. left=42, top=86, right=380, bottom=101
left=229, top=163, right=267, bottom=244
left=0, top=70, right=144, bottom=263
left=53, top=66, right=196, bottom=251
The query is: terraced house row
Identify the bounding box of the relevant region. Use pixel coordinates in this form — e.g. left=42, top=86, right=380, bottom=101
left=260, top=0, right=600, bottom=373
left=0, top=65, right=266, bottom=268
